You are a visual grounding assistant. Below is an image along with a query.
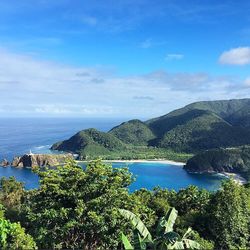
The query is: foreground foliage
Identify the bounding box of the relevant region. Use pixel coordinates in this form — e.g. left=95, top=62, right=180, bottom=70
left=119, top=207, right=200, bottom=249
left=0, top=205, right=36, bottom=249
left=207, top=181, right=250, bottom=249
left=0, top=160, right=249, bottom=249
left=24, top=160, right=140, bottom=249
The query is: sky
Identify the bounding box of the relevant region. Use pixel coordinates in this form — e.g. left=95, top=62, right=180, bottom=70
left=0, top=0, right=250, bottom=119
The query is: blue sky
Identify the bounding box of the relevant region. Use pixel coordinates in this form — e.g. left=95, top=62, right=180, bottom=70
left=0, top=0, right=250, bottom=118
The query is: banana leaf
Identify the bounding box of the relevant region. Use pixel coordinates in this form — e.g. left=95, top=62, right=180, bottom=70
left=119, top=209, right=153, bottom=242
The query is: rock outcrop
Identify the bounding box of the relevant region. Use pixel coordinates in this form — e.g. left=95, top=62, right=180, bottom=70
left=0, top=159, right=10, bottom=167
left=11, top=153, right=73, bottom=168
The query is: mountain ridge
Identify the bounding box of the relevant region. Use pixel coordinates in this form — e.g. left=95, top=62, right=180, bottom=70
left=51, top=98, right=250, bottom=159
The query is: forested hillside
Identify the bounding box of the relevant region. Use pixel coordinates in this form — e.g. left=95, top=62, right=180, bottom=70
left=184, top=146, right=250, bottom=181
left=1, top=160, right=250, bottom=249
left=109, top=119, right=156, bottom=145
left=52, top=98, right=250, bottom=159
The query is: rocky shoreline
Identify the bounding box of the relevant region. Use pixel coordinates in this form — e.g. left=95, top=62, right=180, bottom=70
left=184, top=169, right=247, bottom=185
left=0, top=153, right=73, bottom=168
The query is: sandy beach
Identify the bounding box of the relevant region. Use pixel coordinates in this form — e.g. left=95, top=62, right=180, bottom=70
left=77, top=159, right=185, bottom=166
left=222, top=172, right=247, bottom=185
left=103, top=159, right=185, bottom=166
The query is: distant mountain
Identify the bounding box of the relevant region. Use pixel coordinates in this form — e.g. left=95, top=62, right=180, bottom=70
left=147, top=98, right=250, bottom=135
left=52, top=98, right=250, bottom=159
left=184, top=146, right=250, bottom=181
left=146, top=99, right=250, bottom=152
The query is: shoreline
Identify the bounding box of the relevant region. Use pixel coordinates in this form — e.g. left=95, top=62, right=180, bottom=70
left=77, top=159, right=185, bottom=166
left=222, top=172, right=247, bottom=185
left=104, top=159, right=184, bottom=166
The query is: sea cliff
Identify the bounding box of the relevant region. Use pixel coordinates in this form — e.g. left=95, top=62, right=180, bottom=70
left=1, top=153, right=73, bottom=168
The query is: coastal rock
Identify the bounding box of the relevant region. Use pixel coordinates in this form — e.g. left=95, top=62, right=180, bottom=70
left=0, top=159, right=10, bottom=167
left=12, top=157, right=22, bottom=167
left=11, top=153, right=73, bottom=168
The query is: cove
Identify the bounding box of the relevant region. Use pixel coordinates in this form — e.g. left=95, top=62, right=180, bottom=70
left=0, top=162, right=225, bottom=191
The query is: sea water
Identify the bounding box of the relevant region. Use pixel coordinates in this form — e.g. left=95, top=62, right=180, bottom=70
left=0, top=118, right=225, bottom=191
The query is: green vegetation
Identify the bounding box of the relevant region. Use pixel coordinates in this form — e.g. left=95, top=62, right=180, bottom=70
left=147, top=100, right=250, bottom=152
left=51, top=128, right=191, bottom=161
left=52, top=98, right=250, bottom=160
left=78, top=147, right=192, bottom=162
left=119, top=207, right=200, bottom=249
left=109, top=119, right=156, bottom=146
left=0, top=160, right=249, bottom=249
left=0, top=204, right=36, bottom=249
left=184, top=146, right=250, bottom=181
left=157, top=110, right=235, bottom=152
left=51, top=128, right=126, bottom=158
left=207, top=181, right=250, bottom=249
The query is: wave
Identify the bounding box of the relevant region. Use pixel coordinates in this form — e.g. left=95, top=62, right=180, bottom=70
left=33, top=145, right=51, bottom=150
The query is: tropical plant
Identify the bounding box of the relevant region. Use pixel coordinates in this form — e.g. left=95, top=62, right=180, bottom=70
left=119, top=207, right=200, bottom=249
left=0, top=206, right=36, bottom=250
left=22, top=160, right=154, bottom=249
left=206, top=180, right=250, bottom=249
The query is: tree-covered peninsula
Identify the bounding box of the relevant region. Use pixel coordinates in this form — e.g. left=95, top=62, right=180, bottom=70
left=184, top=146, right=250, bottom=181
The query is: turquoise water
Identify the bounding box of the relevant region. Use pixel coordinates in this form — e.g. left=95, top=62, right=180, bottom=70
left=0, top=162, right=224, bottom=191
left=113, top=162, right=224, bottom=191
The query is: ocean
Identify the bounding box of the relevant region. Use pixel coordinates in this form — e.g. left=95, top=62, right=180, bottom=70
left=0, top=117, right=124, bottom=160
left=0, top=117, right=225, bottom=191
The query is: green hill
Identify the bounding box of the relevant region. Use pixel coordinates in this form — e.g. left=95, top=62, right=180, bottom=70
left=51, top=128, right=126, bottom=159
left=184, top=146, right=250, bottom=181
left=146, top=99, right=250, bottom=152
left=109, top=119, right=156, bottom=145
left=156, top=110, right=250, bottom=152
left=52, top=98, right=250, bottom=159
left=227, top=104, right=250, bottom=128
left=146, top=98, right=250, bottom=136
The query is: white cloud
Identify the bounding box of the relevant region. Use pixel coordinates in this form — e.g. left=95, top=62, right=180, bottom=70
left=139, top=38, right=166, bottom=49
left=219, top=47, right=250, bottom=65
left=244, top=77, right=250, bottom=87
left=140, top=38, right=152, bottom=49
left=0, top=48, right=248, bottom=118
left=165, top=54, right=184, bottom=61
left=80, top=15, right=98, bottom=26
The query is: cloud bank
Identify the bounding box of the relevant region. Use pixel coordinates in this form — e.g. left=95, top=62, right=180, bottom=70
left=0, top=48, right=248, bottom=118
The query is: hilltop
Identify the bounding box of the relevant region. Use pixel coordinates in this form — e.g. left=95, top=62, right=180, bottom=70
left=109, top=119, right=156, bottom=145
left=51, top=128, right=126, bottom=159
